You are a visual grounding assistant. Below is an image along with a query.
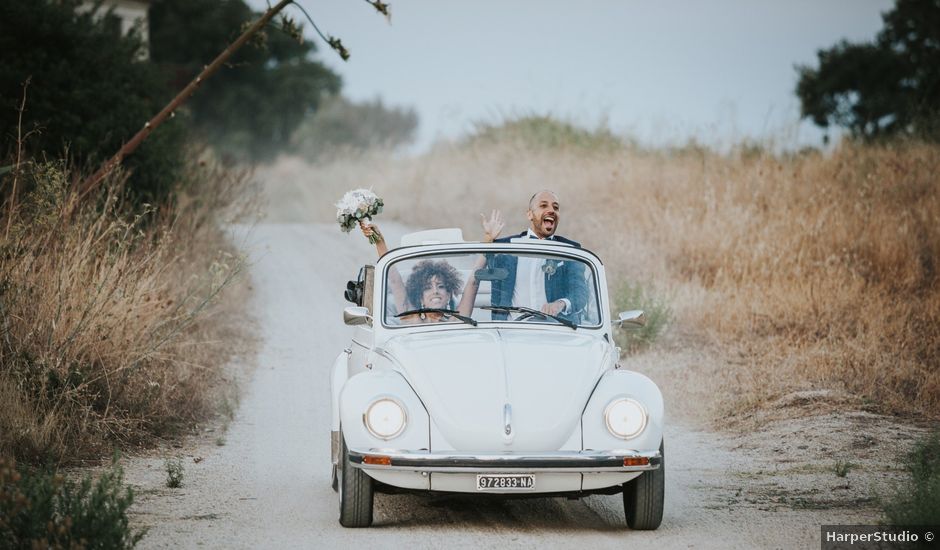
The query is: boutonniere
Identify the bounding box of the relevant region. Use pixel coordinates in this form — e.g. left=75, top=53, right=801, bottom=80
left=542, top=261, right=563, bottom=278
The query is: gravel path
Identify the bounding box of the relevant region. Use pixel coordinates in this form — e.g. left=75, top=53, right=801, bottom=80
left=123, top=222, right=906, bottom=549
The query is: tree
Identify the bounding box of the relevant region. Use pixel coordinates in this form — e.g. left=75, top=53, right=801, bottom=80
left=0, top=0, right=185, bottom=202
left=149, top=0, right=342, bottom=161
left=291, top=96, right=418, bottom=159
left=796, top=0, right=940, bottom=141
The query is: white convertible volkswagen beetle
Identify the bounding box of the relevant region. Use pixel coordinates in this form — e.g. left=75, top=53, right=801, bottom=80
left=331, top=229, right=664, bottom=529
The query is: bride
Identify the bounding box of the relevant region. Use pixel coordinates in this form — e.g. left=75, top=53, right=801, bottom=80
left=358, top=212, right=503, bottom=323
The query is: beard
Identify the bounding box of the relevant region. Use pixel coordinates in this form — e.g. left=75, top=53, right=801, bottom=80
left=537, top=214, right=557, bottom=236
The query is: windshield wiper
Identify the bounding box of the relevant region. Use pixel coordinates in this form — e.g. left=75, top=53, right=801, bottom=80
left=395, top=308, right=478, bottom=326
left=482, top=305, right=577, bottom=330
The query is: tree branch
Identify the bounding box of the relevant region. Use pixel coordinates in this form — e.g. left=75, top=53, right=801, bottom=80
left=75, top=0, right=295, bottom=205
left=5, top=76, right=31, bottom=240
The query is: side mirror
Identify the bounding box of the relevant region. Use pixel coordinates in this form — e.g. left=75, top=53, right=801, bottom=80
left=615, top=310, right=646, bottom=328
left=343, top=265, right=374, bottom=310
left=343, top=306, right=372, bottom=326
left=344, top=279, right=363, bottom=305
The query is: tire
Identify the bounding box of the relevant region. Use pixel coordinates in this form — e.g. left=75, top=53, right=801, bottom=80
left=338, top=436, right=374, bottom=527
left=623, top=440, right=665, bottom=530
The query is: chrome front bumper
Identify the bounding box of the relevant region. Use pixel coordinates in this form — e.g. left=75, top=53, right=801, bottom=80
left=347, top=448, right=662, bottom=473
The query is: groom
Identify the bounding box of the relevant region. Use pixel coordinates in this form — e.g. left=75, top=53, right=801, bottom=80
left=489, top=190, right=588, bottom=321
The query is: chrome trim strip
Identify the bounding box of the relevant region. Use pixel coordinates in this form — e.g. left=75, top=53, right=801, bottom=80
left=347, top=448, right=661, bottom=473
left=331, top=430, right=340, bottom=465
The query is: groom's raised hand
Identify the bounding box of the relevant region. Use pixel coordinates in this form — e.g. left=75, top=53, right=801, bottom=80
left=481, top=210, right=504, bottom=243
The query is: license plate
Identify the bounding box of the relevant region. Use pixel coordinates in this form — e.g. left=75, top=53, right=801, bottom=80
left=476, top=474, right=535, bottom=491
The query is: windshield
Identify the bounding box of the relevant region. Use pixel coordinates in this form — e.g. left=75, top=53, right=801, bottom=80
left=382, top=250, right=601, bottom=328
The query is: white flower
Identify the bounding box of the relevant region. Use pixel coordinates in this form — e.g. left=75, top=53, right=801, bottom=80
left=335, top=188, right=384, bottom=239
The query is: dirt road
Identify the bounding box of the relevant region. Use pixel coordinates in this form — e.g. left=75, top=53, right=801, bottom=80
left=124, top=221, right=914, bottom=549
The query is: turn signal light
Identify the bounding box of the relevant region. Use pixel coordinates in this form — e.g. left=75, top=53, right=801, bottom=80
left=363, top=455, right=392, bottom=466
left=623, top=457, right=650, bottom=467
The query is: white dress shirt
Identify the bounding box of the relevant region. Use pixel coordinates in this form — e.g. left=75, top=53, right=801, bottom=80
left=511, top=230, right=570, bottom=314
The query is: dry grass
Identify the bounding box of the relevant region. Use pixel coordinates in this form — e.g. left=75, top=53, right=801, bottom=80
left=0, top=158, right=255, bottom=464
left=263, top=125, right=939, bottom=419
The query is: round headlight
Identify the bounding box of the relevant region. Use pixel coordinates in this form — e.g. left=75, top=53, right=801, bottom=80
left=363, top=398, right=407, bottom=440
left=604, top=398, right=647, bottom=439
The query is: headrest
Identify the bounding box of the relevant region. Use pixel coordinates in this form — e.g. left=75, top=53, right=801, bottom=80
left=400, top=228, right=464, bottom=246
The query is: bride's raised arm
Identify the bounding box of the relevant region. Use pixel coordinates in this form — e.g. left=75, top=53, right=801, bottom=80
left=359, top=220, right=388, bottom=257
left=359, top=221, right=407, bottom=313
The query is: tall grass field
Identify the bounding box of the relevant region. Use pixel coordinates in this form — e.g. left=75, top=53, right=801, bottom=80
left=0, top=159, right=253, bottom=464
left=263, top=117, right=940, bottom=419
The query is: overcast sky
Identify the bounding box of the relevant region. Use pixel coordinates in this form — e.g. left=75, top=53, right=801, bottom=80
left=249, top=0, right=894, bottom=151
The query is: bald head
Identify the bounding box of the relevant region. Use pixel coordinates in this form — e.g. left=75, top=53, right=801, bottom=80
left=526, top=190, right=561, bottom=238
left=528, top=190, right=559, bottom=210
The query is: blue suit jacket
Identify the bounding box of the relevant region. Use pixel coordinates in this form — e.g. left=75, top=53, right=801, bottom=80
left=488, top=231, right=588, bottom=322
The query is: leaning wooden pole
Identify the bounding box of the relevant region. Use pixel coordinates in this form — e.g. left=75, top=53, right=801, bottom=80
left=76, top=0, right=293, bottom=203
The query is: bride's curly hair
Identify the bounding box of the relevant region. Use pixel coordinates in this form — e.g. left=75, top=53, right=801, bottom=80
left=405, top=260, right=463, bottom=310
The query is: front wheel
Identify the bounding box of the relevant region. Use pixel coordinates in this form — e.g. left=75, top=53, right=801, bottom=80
left=338, top=436, right=374, bottom=527
left=623, top=439, right=665, bottom=530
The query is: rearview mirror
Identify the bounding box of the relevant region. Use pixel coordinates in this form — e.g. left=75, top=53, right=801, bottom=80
left=343, top=306, right=372, bottom=326
left=615, top=310, right=646, bottom=328
left=474, top=268, right=509, bottom=282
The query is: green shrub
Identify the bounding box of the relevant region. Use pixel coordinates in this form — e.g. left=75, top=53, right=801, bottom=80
left=833, top=460, right=854, bottom=478
left=613, top=281, right=672, bottom=353
left=467, top=115, right=625, bottom=152
left=164, top=457, right=184, bottom=489
left=0, top=457, right=144, bottom=549
left=883, top=432, right=940, bottom=525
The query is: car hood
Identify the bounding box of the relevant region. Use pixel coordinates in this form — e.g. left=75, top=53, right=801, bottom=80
left=382, top=328, right=609, bottom=452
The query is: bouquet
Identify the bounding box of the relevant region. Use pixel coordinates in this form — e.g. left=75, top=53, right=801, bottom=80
left=335, top=188, right=384, bottom=244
